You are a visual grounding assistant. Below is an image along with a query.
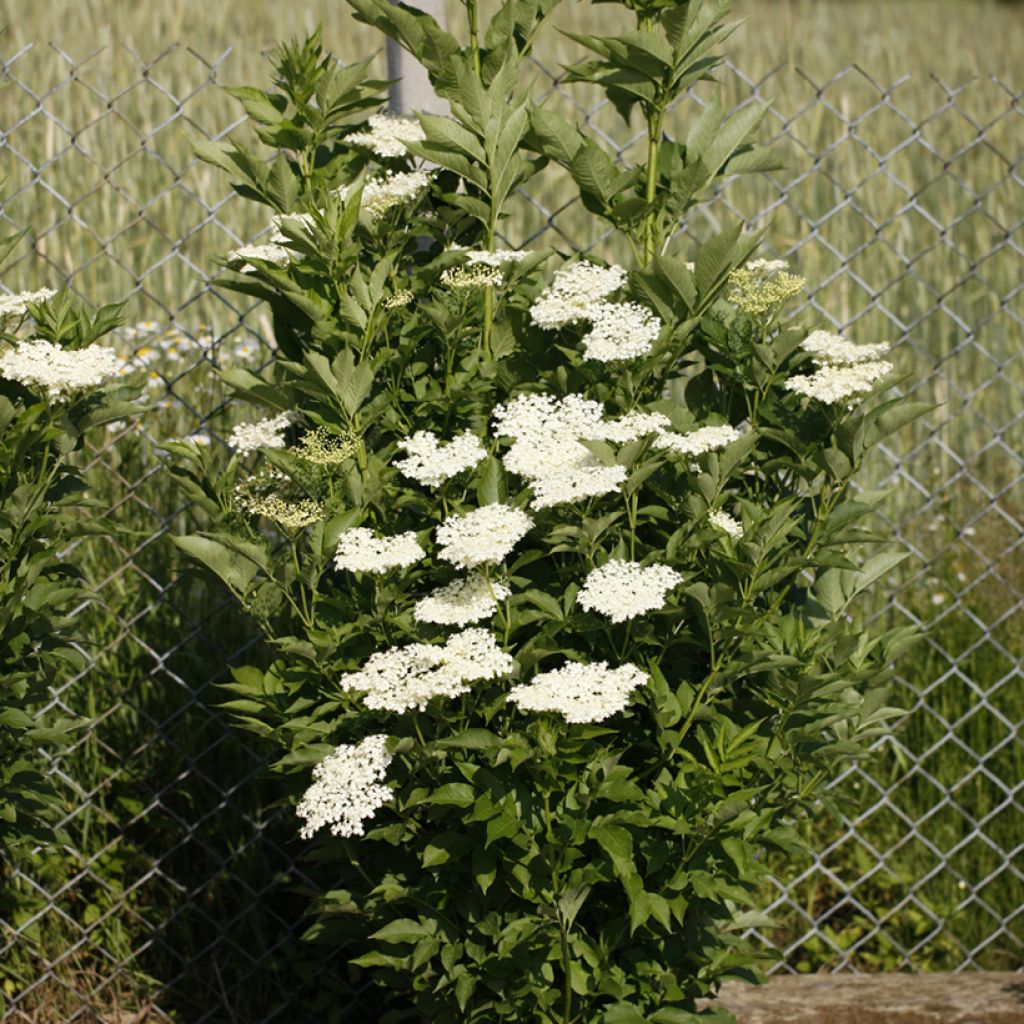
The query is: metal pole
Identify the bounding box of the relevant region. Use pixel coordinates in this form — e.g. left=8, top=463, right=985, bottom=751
left=387, top=0, right=450, bottom=116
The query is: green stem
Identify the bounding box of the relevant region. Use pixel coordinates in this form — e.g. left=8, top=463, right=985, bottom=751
left=467, top=0, right=482, bottom=77
left=643, top=111, right=664, bottom=263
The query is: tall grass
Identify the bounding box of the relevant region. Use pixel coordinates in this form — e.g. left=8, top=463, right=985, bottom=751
left=0, top=0, right=1021, bottom=1017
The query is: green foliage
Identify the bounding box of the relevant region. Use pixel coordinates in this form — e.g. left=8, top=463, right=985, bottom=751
left=177, top=1, right=924, bottom=1020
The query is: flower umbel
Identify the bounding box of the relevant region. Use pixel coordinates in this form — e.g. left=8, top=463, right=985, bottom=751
left=435, top=504, right=533, bottom=568
left=508, top=661, right=648, bottom=723
left=0, top=287, right=56, bottom=319
left=0, top=338, right=120, bottom=398
left=578, top=560, right=683, bottom=623
left=297, top=735, right=393, bottom=839
left=334, top=527, right=425, bottom=574
left=347, top=114, right=426, bottom=158
left=227, top=412, right=291, bottom=455
left=395, top=430, right=487, bottom=488
left=414, top=575, right=511, bottom=627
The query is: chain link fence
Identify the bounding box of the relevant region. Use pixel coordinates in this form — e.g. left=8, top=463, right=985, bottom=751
left=0, top=39, right=1021, bottom=1022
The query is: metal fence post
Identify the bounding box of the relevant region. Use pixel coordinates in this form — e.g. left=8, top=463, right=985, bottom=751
left=387, top=0, right=449, bottom=116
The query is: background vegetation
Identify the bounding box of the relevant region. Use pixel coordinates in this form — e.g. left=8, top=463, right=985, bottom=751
left=0, top=0, right=1020, bottom=1019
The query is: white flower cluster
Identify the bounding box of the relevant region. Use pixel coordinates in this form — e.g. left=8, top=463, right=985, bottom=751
left=347, top=114, right=426, bottom=158
left=465, top=250, right=529, bottom=268
left=227, top=411, right=291, bottom=455
left=436, top=504, right=533, bottom=568
left=492, top=393, right=668, bottom=509
left=362, top=170, right=431, bottom=217
left=508, top=661, right=648, bottom=723
left=395, top=430, right=487, bottom=487
left=341, top=628, right=513, bottom=712
left=580, top=301, right=662, bottom=362
left=0, top=287, right=56, bottom=319
left=708, top=509, right=743, bottom=539
left=441, top=265, right=504, bottom=289
left=529, top=261, right=627, bottom=329
left=653, top=424, right=741, bottom=458
left=414, top=574, right=510, bottom=626
left=385, top=289, right=414, bottom=309
left=226, top=243, right=291, bottom=272
left=0, top=338, right=121, bottom=398
left=296, top=735, right=393, bottom=839
left=784, top=361, right=893, bottom=403
left=800, top=329, right=890, bottom=366
left=577, top=559, right=683, bottom=623
left=334, top=527, right=425, bottom=574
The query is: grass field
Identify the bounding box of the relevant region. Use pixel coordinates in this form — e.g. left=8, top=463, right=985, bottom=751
left=1, top=0, right=1022, bottom=1017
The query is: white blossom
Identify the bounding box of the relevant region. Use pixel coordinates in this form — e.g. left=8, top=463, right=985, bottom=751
left=297, top=735, right=393, bottom=839
left=508, top=661, right=648, bottom=723
left=465, top=249, right=529, bottom=267
left=436, top=504, right=533, bottom=568
left=227, top=412, right=291, bottom=455
left=577, top=560, right=683, bottom=623
left=341, top=628, right=513, bottom=712
left=0, top=338, right=121, bottom=398
left=800, top=329, right=890, bottom=366
left=226, top=243, right=291, bottom=272
left=579, top=301, right=663, bottom=362
left=361, top=170, right=431, bottom=216
left=708, top=509, right=743, bottom=539
left=347, top=114, right=426, bottom=158
left=600, top=410, right=672, bottom=443
left=414, top=574, right=510, bottom=626
left=529, top=261, right=627, bottom=329
left=784, top=361, right=893, bottom=403
left=654, top=424, right=741, bottom=458
left=334, top=527, right=425, bottom=574
left=395, top=430, right=487, bottom=487
left=0, top=287, right=56, bottom=319
left=441, top=265, right=504, bottom=289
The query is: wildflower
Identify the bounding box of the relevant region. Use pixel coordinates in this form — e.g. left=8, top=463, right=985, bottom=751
left=395, top=430, right=487, bottom=488
left=727, top=261, right=805, bottom=316
left=653, top=424, right=741, bottom=458
left=436, top=504, right=533, bottom=568
left=465, top=250, right=529, bottom=267
left=226, top=243, right=291, bottom=272
left=0, top=338, right=121, bottom=398
left=529, top=261, right=627, bottom=329
left=291, top=427, right=360, bottom=466
left=340, top=628, right=513, bottom=712
left=508, top=661, right=648, bottom=723
left=361, top=170, right=431, bottom=217
left=227, top=411, right=291, bottom=455
left=600, top=410, right=672, bottom=443
left=297, top=735, right=393, bottom=839
left=347, top=114, right=425, bottom=158
left=441, top=265, right=504, bottom=289
left=580, top=301, right=663, bottom=362
left=334, top=527, right=425, bottom=574
left=385, top=289, right=414, bottom=309
left=0, top=287, right=56, bottom=319
left=708, top=509, right=743, bottom=539
left=577, top=560, right=683, bottom=623
left=187, top=431, right=212, bottom=447
left=784, top=361, right=893, bottom=403
left=414, top=575, right=510, bottom=626
left=800, top=329, right=890, bottom=366
left=234, top=467, right=324, bottom=528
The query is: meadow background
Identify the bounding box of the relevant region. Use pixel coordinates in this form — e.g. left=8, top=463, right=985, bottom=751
left=0, top=0, right=1021, bottom=1020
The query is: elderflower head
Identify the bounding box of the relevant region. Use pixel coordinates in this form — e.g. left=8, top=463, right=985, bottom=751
left=361, top=170, right=431, bottom=217
left=291, top=427, right=360, bottom=466
left=800, top=329, right=890, bottom=366
left=654, top=424, right=741, bottom=458
left=414, top=574, right=510, bottom=627
left=436, top=504, right=533, bottom=569
left=334, top=527, right=425, bottom=574
left=384, top=289, right=414, bottom=309
left=580, top=301, right=663, bottom=362
left=529, top=261, right=627, bottom=329
left=727, top=260, right=805, bottom=316
left=225, top=243, right=291, bottom=272
left=395, top=430, right=487, bottom=488
left=347, top=114, right=425, bottom=158
left=0, top=287, right=56, bottom=319
left=784, top=361, right=893, bottom=403
left=341, top=628, right=513, bottom=712
left=235, top=468, right=324, bottom=529
left=227, top=411, right=291, bottom=455
left=0, top=338, right=120, bottom=399
left=465, top=250, right=529, bottom=268
left=441, top=265, right=504, bottom=289
left=708, top=509, right=743, bottom=539
left=578, top=560, right=683, bottom=623
left=297, top=735, right=393, bottom=839
left=508, top=661, right=648, bottom=724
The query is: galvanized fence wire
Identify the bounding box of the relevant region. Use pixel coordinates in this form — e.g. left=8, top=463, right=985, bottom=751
left=0, top=39, right=1021, bottom=1021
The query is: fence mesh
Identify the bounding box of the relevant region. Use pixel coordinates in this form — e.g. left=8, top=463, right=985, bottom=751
left=0, top=40, right=1021, bottom=1022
